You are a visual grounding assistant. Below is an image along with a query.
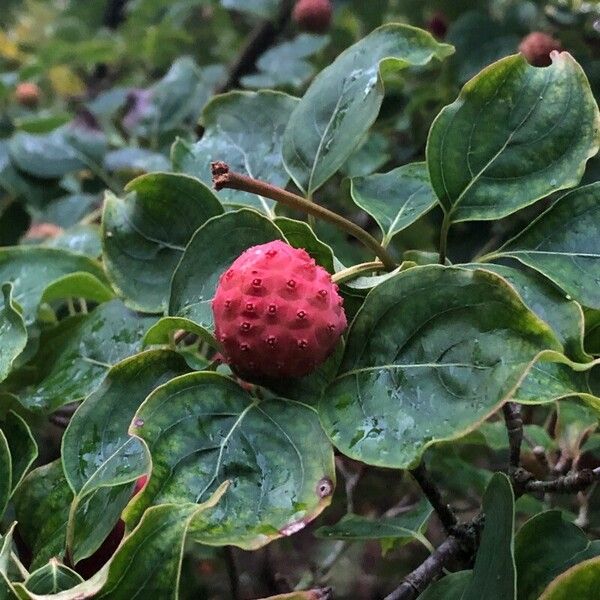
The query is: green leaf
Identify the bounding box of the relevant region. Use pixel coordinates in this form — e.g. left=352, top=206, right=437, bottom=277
left=1, top=411, right=37, bottom=495
left=515, top=511, right=600, bottom=600
left=0, top=247, right=110, bottom=325
left=512, top=354, right=599, bottom=409
left=539, top=556, right=600, bottom=600
left=18, top=486, right=227, bottom=600
left=0, top=431, right=10, bottom=520
left=350, top=163, right=438, bottom=245
left=125, top=372, right=335, bottom=549
left=9, top=126, right=107, bottom=180
left=62, top=350, right=189, bottom=496
left=103, top=148, right=170, bottom=173
left=315, top=498, right=432, bottom=551
left=0, top=284, right=26, bottom=383
left=283, top=24, right=453, bottom=195
left=102, top=173, right=223, bottom=312
left=13, top=461, right=133, bottom=568
left=143, top=316, right=217, bottom=349
left=273, top=217, right=336, bottom=273
left=463, top=263, right=589, bottom=362
left=241, top=34, right=329, bottom=90
left=172, top=91, right=298, bottom=215
left=24, top=561, right=83, bottom=595
left=427, top=53, right=600, bottom=222
left=491, top=183, right=600, bottom=309
left=341, top=132, right=391, bottom=178
left=47, top=225, right=101, bottom=258
left=16, top=300, right=157, bottom=413
left=8, top=129, right=84, bottom=179
left=461, top=473, right=516, bottom=600
left=169, top=209, right=283, bottom=330
left=320, top=266, right=560, bottom=468
left=417, top=571, right=471, bottom=600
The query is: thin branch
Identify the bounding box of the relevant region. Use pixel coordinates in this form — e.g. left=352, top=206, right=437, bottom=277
left=438, top=213, right=450, bottom=265
left=331, top=261, right=386, bottom=285
left=502, top=402, right=523, bottom=470
left=410, top=463, right=458, bottom=534
left=514, top=467, right=600, bottom=494
left=211, top=162, right=398, bottom=270
left=217, top=0, right=295, bottom=93
left=384, top=518, right=482, bottom=600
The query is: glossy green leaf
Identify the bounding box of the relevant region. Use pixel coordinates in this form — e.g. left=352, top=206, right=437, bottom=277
left=172, top=91, right=298, bottom=215
left=515, top=511, right=600, bottom=600
left=417, top=571, right=471, bottom=600
left=241, top=34, right=329, bottom=90
left=16, top=300, right=157, bottom=413
left=46, top=225, right=101, bottom=258
left=463, top=263, right=589, bottom=362
left=350, top=163, right=437, bottom=245
left=0, top=284, right=26, bottom=383
left=125, top=372, right=335, bottom=549
left=19, top=485, right=227, bottom=600
left=0, top=431, right=10, bottom=520
left=585, top=309, right=600, bottom=355
left=143, top=316, right=217, bottom=349
left=320, top=266, right=560, bottom=468
left=539, top=556, right=600, bottom=600
left=0, top=247, right=110, bottom=325
left=62, top=350, right=189, bottom=496
left=461, top=473, right=516, bottom=600
left=24, top=561, right=83, bottom=595
left=13, top=461, right=133, bottom=568
left=1, top=411, right=37, bottom=495
left=492, top=183, right=600, bottom=309
left=0, top=523, right=16, bottom=577
left=102, top=173, right=223, bottom=312
left=274, top=217, right=335, bottom=273
left=427, top=53, right=600, bottom=222
left=8, top=130, right=84, bottom=179
left=283, top=24, right=453, bottom=195
left=103, top=148, right=170, bottom=173
left=341, top=132, right=391, bottom=178
left=512, top=354, right=599, bottom=409
left=315, top=498, right=432, bottom=551
left=169, top=209, right=283, bottom=329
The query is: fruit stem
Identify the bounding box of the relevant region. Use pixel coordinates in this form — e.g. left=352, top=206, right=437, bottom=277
left=211, top=162, right=398, bottom=271
left=332, top=261, right=386, bottom=284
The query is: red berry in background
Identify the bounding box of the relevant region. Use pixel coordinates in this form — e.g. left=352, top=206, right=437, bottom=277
left=519, top=32, right=562, bottom=67
left=15, top=82, right=40, bottom=108
left=212, top=241, right=347, bottom=381
left=293, top=0, right=332, bottom=34
left=426, top=12, right=448, bottom=39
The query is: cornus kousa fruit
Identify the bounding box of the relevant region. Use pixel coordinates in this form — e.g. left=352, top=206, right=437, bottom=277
left=15, top=82, right=40, bottom=107
left=212, top=240, right=347, bottom=380
left=293, top=0, right=332, bottom=33
left=518, top=32, right=562, bottom=67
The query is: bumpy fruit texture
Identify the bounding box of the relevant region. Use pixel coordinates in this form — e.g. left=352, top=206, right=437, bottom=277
left=293, top=0, right=332, bottom=33
left=213, top=240, right=347, bottom=380
left=15, top=82, right=40, bottom=107
left=518, top=32, right=562, bottom=67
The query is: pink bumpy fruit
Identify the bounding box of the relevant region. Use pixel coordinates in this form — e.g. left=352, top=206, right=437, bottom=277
left=292, top=0, right=332, bottom=33
left=518, top=32, right=562, bottom=67
left=212, top=240, right=347, bottom=380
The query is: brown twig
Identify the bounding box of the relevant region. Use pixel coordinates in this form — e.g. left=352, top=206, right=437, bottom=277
left=384, top=517, right=483, bottom=600
left=513, top=467, right=600, bottom=494
left=211, top=162, right=398, bottom=270
left=217, top=0, right=295, bottom=93
left=410, top=463, right=458, bottom=534
left=502, top=402, right=523, bottom=470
